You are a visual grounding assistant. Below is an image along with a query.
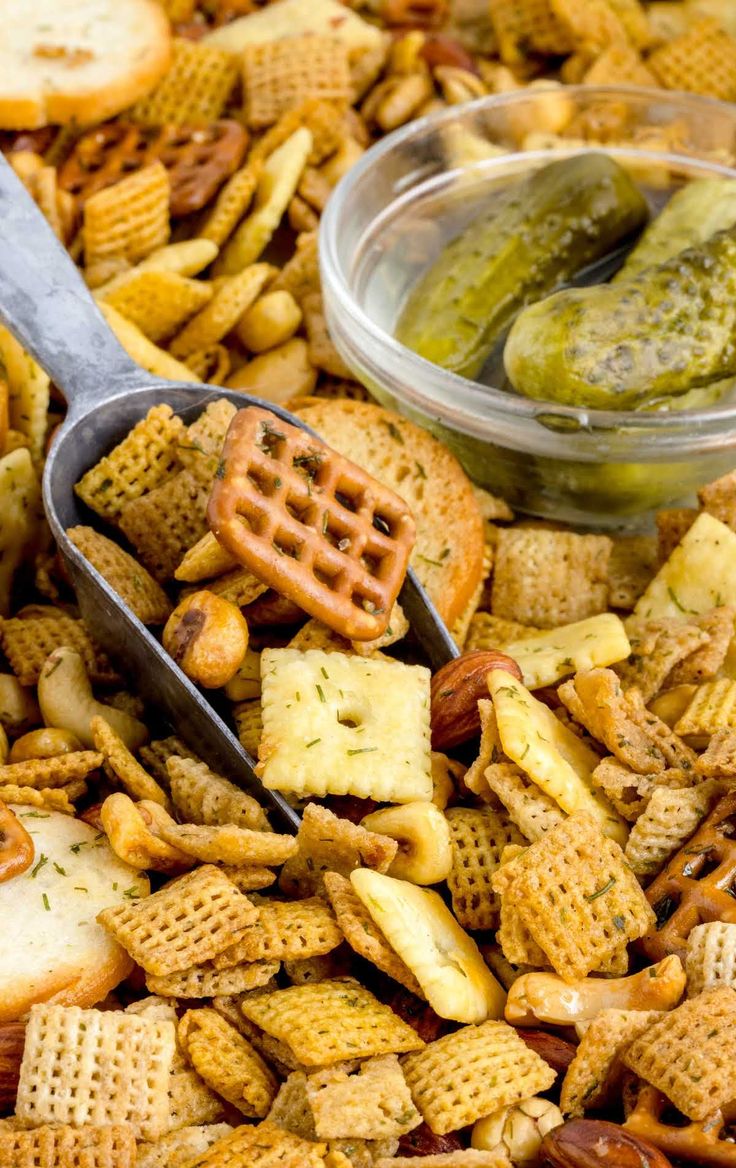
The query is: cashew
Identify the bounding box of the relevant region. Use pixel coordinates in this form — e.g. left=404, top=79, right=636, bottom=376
left=0, top=674, right=40, bottom=735
left=225, top=337, right=317, bottom=404
left=361, top=802, right=452, bottom=885
left=504, top=955, right=686, bottom=1026
left=9, top=727, right=83, bottom=763
left=100, top=793, right=193, bottom=873
left=163, top=590, right=249, bottom=689
left=38, top=648, right=148, bottom=751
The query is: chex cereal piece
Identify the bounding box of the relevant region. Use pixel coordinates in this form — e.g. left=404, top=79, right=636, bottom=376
left=174, top=1120, right=327, bottom=1167
left=403, top=1020, right=555, bottom=1135
left=15, top=1003, right=175, bottom=1140
left=208, top=408, right=416, bottom=643
left=283, top=950, right=352, bottom=985
left=699, top=468, right=736, bottom=529
left=239, top=979, right=424, bottom=1066
left=175, top=532, right=238, bottom=583
left=496, top=872, right=551, bottom=970
left=323, top=872, right=422, bottom=995
left=608, top=534, right=658, bottom=610
left=624, top=985, right=736, bottom=1120
left=119, top=470, right=210, bottom=582
left=488, top=0, right=572, bottom=64
left=667, top=606, right=736, bottom=686
left=219, top=865, right=277, bottom=892
left=696, top=728, right=736, bottom=777
left=75, top=404, right=184, bottom=524
left=376, top=1156, right=509, bottom=1168
left=137, top=1124, right=234, bottom=1168
left=139, top=736, right=199, bottom=786
left=233, top=699, right=263, bottom=758
left=0, top=612, right=119, bottom=687
left=306, top=1055, right=421, bottom=1140
left=461, top=700, right=506, bottom=799
left=158, top=822, right=296, bottom=866
left=675, top=679, right=736, bottom=740
left=616, top=619, right=709, bottom=703
left=132, top=39, right=239, bottom=127
left=167, top=755, right=269, bottom=832
left=686, top=922, right=736, bottom=997
left=170, top=264, right=274, bottom=359
left=176, top=399, right=237, bottom=484
left=466, top=613, right=541, bottom=654
left=99, top=270, right=212, bottom=344
left=624, top=781, right=721, bottom=877
left=207, top=566, right=270, bottom=607
left=201, top=162, right=260, bottom=249
left=242, top=36, right=351, bottom=130
left=168, top=1070, right=224, bottom=1131
left=592, top=757, right=694, bottom=822
left=446, top=807, right=525, bottom=932
left=649, top=17, right=736, bottom=100
left=0, top=325, right=50, bottom=465
left=0, top=1123, right=136, bottom=1168
left=656, top=507, right=698, bottom=563
left=491, top=528, right=612, bottom=628
left=92, top=716, right=168, bottom=807
left=97, top=865, right=258, bottom=976
left=67, top=526, right=171, bottom=625
left=0, top=786, right=75, bottom=813
left=484, top=763, right=566, bottom=842
left=148, top=959, right=279, bottom=1000
left=213, top=896, right=342, bottom=967
left=258, top=648, right=431, bottom=802
left=179, top=1008, right=278, bottom=1117
left=84, top=163, right=170, bottom=274
left=560, top=1009, right=663, bottom=1117
left=492, top=812, right=655, bottom=982
left=279, top=802, right=397, bottom=897
left=0, top=751, right=101, bottom=790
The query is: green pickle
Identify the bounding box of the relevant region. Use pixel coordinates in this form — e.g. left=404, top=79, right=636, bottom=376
left=395, top=152, right=648, bottom=380
left=615, top=177, right=736, bottom=280
left=505, top=224, right=736, bottom=410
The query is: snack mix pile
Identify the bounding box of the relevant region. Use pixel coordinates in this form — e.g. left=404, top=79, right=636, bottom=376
left=4, top=2, right=736, bottom=1168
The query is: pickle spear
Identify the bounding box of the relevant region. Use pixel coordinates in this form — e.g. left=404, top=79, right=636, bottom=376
left=615, top=177, right=736, bottom=280
left=504, top=226, right=736, bottom=410
left=395, top=153, right=648, bottom=380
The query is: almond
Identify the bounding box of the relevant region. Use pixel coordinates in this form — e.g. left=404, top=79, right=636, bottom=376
left=515, top=1028, right=577, bottom=1078
left=540, top=1119, right=673, bottom=1168
left=430, top=649, right=522, bottom=749
left=0, top=1021, right=25, bottom=1113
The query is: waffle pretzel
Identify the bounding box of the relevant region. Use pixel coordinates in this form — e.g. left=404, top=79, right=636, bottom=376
left=624, top=1081, right=736, bottom=1166
left=0, top=802, right=33, bottom=883
left=207, top=408, right=416, bottom=641
left=58, top=121, right=248, bottom=218
left=640, top=790, right=736, bottom=964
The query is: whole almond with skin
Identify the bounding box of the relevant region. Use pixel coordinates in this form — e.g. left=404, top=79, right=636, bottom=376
left=541, top=1120, right=673, bottom=1168
left=516, top=1028, right=577, bottom=1078
left=430, top=649, right=522, bottom=749
left=0, top=1022, right=25, bottom=1113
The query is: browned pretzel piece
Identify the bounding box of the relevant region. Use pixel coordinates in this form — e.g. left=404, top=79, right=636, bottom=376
left=207, top=407, right=416, bottom=641
left=0, top=802, right=34, bottom=884
left=640, top=790, right=736, bottom=964
left=624, top=1082, right=736, bottom=1166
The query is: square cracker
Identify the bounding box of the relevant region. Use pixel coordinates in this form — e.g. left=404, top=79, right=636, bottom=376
left=446, top=807, right=525, bottom=932
left=178, top=1008, right=278, bottom=1117
left=15, top=1003, right=175, bottom=1140
left=119, top=469, right=210, bottom=582
left=257, top=648, right=432, bottom=803
left=0, top=611, right=119, bottom=687
left=132, top=38, right=239, bottom=126
left=84, top=163, right=170, bottom=273
left=242, top=36, right=351, bottom=129
left=0, top=1123, right=137, bottom=1168
left=173, top=1120, right=327, bottom=1167
left=97, top=864, right=258, bottom=976
left=136, top=1124, right=234, bottom=1168
left=560, top=1009, right=664, bottom=1117
left=623, top=985, right=736, bottom=1120
left=239, top=978, right=424, bottom=1066
left=484, top=763, right=566, bottom=842
left=279, top=802, right=397, bottom=897
left=491, top=528, right=612, bottom=628
left=67, top=526, right=172, bottom=625
left=167, top=754, right=270, bottom=832
left=306, top=1055, right=421, bottom=1140
left=686, top=921, right=736, bottom=998
left=624, top=780, right=720, bottom=878
left=402, top=1020, right=555, bottom=1135
left=212, top=896, right=343, bottom=967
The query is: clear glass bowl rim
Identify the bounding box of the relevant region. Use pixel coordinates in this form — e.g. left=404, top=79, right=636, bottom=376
left=319, top=85, right=736, bottom=449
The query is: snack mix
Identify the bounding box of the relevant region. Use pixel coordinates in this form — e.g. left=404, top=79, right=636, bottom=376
left=4, top=2, right=736, bottom=1167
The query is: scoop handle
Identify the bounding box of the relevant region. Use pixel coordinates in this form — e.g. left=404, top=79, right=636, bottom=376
left=0, top=154, right=143, bottom=411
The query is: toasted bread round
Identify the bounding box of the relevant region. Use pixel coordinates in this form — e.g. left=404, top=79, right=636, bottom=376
left=0, top=807, right=149, bottom=1022
left=292, top=398, right=485, bottom=628
left=0, top=0, right=172, bottom=129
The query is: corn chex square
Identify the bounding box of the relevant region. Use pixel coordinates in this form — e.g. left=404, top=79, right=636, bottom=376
left=560, top=1008, right=663, bottom=1117
left=0, top=611, right=119, bottom=687
left=167, top=755, right=270, bottom=832
left=242, top=36, right=351, bottom=129
left=67, top=526, right=172, bottom=625
left=132, top=38, right=240, bottom=126
left=257, top=649, right=432, bottom=802
left=97, top=864, right=258, bottom=976
left=0, top=1123, right=137, bottom=1168
left=212, top=896, right=343, bottom=967
left=623, top=985, right=736, bottom=1120
left=446, top=807, right=525, bottom=932
left=177, top=1120, right=327, bottom=1167
left=402, top=1020, right=555, bottom=1135
left=119, top=469, right=210, bottom=582
left=491, top=812, right=655, bottom=982
left=686, top=921, right=736, bottom=997
left=84, top=162, right=170, bottom=273
left=491, top=528, right=612, bottom=628
left=239, top=979, right=424, bottom=1066
left=179, top=1008, right=278, bottom=1117
left=147, top=958, right=279, bottom=1000
left=279, top=802, right=397, bottom=898
left=136, top=1124, right=234, bottom=1168
left=306, top=1055, right=421, bottom=1140
left=624, top=781, right=720, bottom=878
left=15, top=1004, right=175, bottom=1140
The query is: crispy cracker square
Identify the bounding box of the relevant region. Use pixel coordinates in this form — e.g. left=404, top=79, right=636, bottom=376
left=15, top=1004, right=175, bottom=1140
left=649, top=17, right=736, bottom=101
left=119, top=469, right=210, bottom=582
left=623, top=985, right=736, bottom=1120
left=491, top=528, right=611, bottom=628
left=489, top=0, right=572, bottom=64
left=67, top=526, right=172, bottom=625
left=279, top=802, right=397, bottom=897
left=139, top=736, right=199, bottom=787
left=92, top=715, right=168, bottom=806
left=213, top=896, right=343, bottom=967
left=465, top=612, right=540, bottom=654
left=97, top=864, right=258, bottom=976
left=655, top=507, right=698, bottom=563
left=167, top=755, right=269, bottom=832
left=0, top=1123, right=137, bottom=1168
left=484, top=763, right=565, bottom=841
left=242, top=36, right=351, bottom=130
left=675, top=678, right=736, bottom=739
left=257, top=649, right=432, bottom=803
left=133, top=38, right=240, bottom=126
left=323, top=871, right=422, bottom=996
left=560, top=1009, right=664, bottom=1117
left=666, top=607, right=736, bottom=687
left=592, top=756, right=694, bottom=822
left=615, top=618, right=709, bottom=703
left=0, top=611, right=119, bottom=687
left=176, top=399, right=237, bottom=485
left=174, top=1120, right=327, bottom=1167
left=306, top=1055, right=421, bottom=1140
left=0, top=751, right=102, bottom=790
left=624, top=780, right=720, bottom=877
left=137, top=1124, right=234, bottom=1168
left=239, top=978, right=424, bottom=1066
left=158, top=821, right=296, bottom=867
left=686, top=921, right=736, bottom=998
left=402, top=1020, right=555, bottom=1135
left=84, top=163, right=170, bottom=273
left=446, top=806, right=525, bottom=932
left=167, top=1070, right=225, bottom=1131
left=233, top=699, right=263, bottom=758
left=147, top=959, right=279, bottom=1000
left=696, top=728, right=736, bottom=777
left=179, top=1008, right=278, bottom=1118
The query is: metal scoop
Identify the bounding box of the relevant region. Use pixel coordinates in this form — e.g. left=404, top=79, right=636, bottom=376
left=0, top=157, right=457, bottom=832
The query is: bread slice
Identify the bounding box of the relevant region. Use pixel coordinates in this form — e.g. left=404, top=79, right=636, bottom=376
left=0, top=806, right=149, bottom=1022
left=0, top=0, right=172, bottom=129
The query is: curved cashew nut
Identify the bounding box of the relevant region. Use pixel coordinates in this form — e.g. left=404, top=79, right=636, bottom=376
left=0, top=673, right=40, bottom=735
left=0, top=802, right=34, bottom=882
left=100, top=793, right=193, bottom=873
left=361, top=802, right=452, bottom=885
left=38, top=648, right=148, bottom=751
left=505, top=955, right=686, bottom=1026
left=9, top=727, right=83, bottom=763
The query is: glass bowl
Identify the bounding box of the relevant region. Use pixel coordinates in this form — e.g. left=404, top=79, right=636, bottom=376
left=320, top=86, right=736, bottom=528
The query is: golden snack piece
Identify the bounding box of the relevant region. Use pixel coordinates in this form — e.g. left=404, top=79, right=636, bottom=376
left=84, top=162, right=170, bottom=277
left=119, top=470, right=210, bottom=583
left=445, top=806, right=524, bottom=931
left=132, top=37, right=239, bottom=127
left=0, top=610, right=119, bottom=688
left=147, top=957, right=279, bottom=1000
left=212, top=895, right=342, bottom=967
left=491, top=528, right=612, bottom=628
left=306, top=1056, right=421, bottom=1141
left=91, top=716, right=167, bottom=807
left=0, top=1123, right=137, bottom=1168
left=0, top=750, right=102, bottom=791
left=162, top=590, right=249, bottom=689
left=685, top=920, right=736, bottom=998
left=560, top=1008, right=663, bottom=1117
left=323, top=871, right=423, bottom=996
left=0, top=801, right=33, bottom=884
left=167, top=754, right=269, bottom=832
left=179, top=1007, right=278, bottom=1117
left=279, top=801, right=396, bottom=898
left=100, top=793, right=192, bottom=874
